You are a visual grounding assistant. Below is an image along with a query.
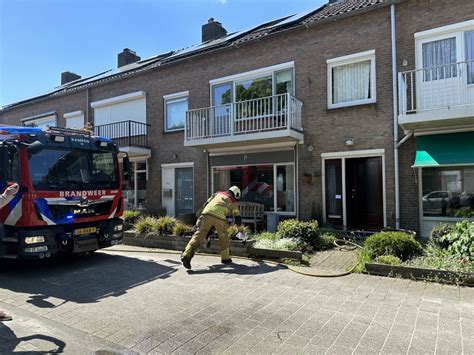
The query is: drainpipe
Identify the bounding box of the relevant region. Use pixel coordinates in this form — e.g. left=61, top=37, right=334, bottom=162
left=397, top=131, right=413, bottom=148
left=391, top=4, right=400, bottom=229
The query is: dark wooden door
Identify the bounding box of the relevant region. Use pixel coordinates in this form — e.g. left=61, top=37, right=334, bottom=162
left=346, top=157, right=383, bottom=230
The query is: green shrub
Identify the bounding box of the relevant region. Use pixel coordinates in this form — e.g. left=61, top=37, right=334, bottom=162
left=226, top=224, right=250, bottom=238
left=173, top=222, right=193, bottom=236
left=375, top=255, right=402, bottom=266
left=134, top=216, right=160, bottom=234
left=439, top=220, right=474, bottom=260
left=277, top=219, right=319, bottom=245
left=155, top=216, right=178, bottom=235
left=123, top=210, right=141, bottom=224
left=314, top=232, right=337, bottom=251
left=253, top=232, right=279, bottom=241
left=254, top=237, right=303, bottom=251
left=363, top=231, right=422, bottom=261
left=353, top=247, right=373, bottom=273
left=430, top=223, right=455, bottom=249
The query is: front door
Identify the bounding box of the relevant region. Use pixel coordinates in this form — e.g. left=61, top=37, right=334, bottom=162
left=175, top=167, right=193, bottom=216
left=346, top=157, right=383, bottom=230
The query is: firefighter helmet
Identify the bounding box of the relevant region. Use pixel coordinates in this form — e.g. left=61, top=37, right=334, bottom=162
left=228, top=186, right=241, bottom=200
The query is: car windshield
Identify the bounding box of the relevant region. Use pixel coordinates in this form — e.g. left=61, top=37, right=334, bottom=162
left=29, top=148, right=119, bottom=190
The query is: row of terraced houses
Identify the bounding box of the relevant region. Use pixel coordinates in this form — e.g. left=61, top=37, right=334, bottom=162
left=1, top=0, right=473, bottom=237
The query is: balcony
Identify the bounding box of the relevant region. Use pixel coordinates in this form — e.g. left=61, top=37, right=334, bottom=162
left=94, top=120, right=151, bottom=157
left=398, top=61, right=474, bottom=130
left=185, top=93, right=304, bottom=148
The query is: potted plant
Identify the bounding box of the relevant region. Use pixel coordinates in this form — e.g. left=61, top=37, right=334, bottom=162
left=303, top=172, right=313, bottom=184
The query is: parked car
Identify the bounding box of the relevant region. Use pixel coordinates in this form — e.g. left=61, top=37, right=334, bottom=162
left=422, top=191, right=460, bottom=216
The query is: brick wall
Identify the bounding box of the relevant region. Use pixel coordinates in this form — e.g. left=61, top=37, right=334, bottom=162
left=1, top=0, right=471, bottom=232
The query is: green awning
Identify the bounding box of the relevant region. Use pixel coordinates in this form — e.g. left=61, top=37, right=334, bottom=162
left=413, top=132, right=474, bottom=167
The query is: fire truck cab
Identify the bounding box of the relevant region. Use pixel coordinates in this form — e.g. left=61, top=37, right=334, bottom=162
left=0, top=126, right=128, bottom=259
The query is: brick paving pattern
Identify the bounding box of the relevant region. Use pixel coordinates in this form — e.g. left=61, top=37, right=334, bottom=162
left=0, top=246, right=473, bottom=354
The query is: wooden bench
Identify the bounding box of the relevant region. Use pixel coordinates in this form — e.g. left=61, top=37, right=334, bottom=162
left=237, top=202, right=265, bottom=231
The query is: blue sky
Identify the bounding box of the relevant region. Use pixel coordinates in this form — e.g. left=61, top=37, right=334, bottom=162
left=0, top=0, right=325, bottom=107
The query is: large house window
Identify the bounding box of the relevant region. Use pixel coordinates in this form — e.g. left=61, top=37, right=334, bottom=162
left=164, top=92, right=189, bottom=132
left=327, top=50, right=376, bottom=109
left=213, top=163, right=295, bottom=213
left=422, top=166, right=474, bottom=218
left=210, top=63, right=294, bottom=106
left=422, top=37, right=457, bottom=81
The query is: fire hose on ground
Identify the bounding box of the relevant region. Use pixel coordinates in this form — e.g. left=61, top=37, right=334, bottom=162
left=106, top=237, right=363, bottom=278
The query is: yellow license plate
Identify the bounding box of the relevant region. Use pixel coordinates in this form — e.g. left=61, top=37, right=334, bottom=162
left=74, top=227, right=97, bottom=236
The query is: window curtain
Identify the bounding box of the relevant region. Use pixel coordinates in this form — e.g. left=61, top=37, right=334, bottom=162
left=466, top=31, right=474, bottom=85
left=422, top=37, right=457, bottom=81
left=332, top=60, right=371, bottom=104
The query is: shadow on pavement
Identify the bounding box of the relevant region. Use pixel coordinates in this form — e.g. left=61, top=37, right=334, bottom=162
left=186, top=260, right=285, bottom=275
left=0, top=253, right=177, bottom=307
left=0, top=322, right=65, bottom=353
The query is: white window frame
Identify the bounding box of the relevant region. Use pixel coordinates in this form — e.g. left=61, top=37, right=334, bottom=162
left=163, top=91, right=189, bottom=132
left=321, top=149, right=386, bottom=229
left=327, top=50, right=376, bottom=109
left=21, top=112, right=57, bottom=128
left=414, top=21, right=474, bottom=86
left=210, top=162, right=296, bottom=216
left=63, top=110, right=84, bottom=129
left=209, top=62, right=295, bottom=106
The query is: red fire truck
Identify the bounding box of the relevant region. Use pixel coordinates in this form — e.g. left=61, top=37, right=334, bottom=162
left=0, top=126, right=129, bottom=259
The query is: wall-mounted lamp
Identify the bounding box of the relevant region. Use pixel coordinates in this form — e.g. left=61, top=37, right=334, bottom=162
left=402, top=58, right=408, bottom=67
left=345, top=138, right=354, bottom=147
left=172, top=153, right=178, bottom=159
left=307, top=145, right=314, bottom=152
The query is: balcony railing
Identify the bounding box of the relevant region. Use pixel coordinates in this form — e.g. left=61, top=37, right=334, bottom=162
left=95, top=120, right=149, bottom=148
left=185, top=93, right=303, bottom=143
left=398, top=60, right=474, bottom=115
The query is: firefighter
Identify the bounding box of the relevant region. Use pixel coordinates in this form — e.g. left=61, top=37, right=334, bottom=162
left=0, top=183, right=19, bottom=321
left=181, top=186, right=242, bottom=270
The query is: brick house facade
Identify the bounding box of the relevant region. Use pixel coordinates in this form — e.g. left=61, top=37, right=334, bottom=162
left=1, top=0, right=473, bottom=236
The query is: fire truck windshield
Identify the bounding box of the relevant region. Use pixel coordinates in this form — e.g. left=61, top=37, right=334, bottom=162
left=28, top=148, right=119, bottom=191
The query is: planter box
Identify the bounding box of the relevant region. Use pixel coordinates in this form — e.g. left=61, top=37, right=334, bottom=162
left=123, top=231, right=250, bottom=256
left=365, top=263, right=474, bottom=286
left=248, top=245, right=302, bottom=261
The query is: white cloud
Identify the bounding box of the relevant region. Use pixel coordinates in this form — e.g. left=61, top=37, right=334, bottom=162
left=220, top=0, right=227, bottom=4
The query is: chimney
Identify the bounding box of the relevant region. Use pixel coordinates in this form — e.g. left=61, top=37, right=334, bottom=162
left=61, top=71, right=81, bottom=85
left=117, top=48, right=141, bottom=68
left=202, top=18, right=227, bottom=43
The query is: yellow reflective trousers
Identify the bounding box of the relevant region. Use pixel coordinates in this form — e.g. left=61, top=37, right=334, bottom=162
left=182, top=214, right=230, bottom=261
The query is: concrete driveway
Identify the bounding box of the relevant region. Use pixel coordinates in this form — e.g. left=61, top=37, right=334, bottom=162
left=0, top=246, right=473, bottom=354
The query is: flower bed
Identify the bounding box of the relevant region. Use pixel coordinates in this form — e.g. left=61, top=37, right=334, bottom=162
left=123, top=231, right=250, bottom=256
left=356, top=221, right=474, bottom=285
left=121, top=217, right=330, bottom=262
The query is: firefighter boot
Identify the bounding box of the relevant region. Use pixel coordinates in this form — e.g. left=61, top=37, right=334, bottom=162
left=181, top=254, right=192, bottom=269
left=221, top=248, right=232, bottom=264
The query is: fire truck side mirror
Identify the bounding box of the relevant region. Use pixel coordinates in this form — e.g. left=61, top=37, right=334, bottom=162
left=27, top=141, right=45, bottom=156
left=123, top=156, right=131, bottom=180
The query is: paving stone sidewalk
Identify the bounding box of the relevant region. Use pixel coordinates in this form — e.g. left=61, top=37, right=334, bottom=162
left=0, top=246, right=473, bottom=354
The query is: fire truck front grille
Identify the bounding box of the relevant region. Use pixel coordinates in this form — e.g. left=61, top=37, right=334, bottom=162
left=47, top=201, right=114, bottom=220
